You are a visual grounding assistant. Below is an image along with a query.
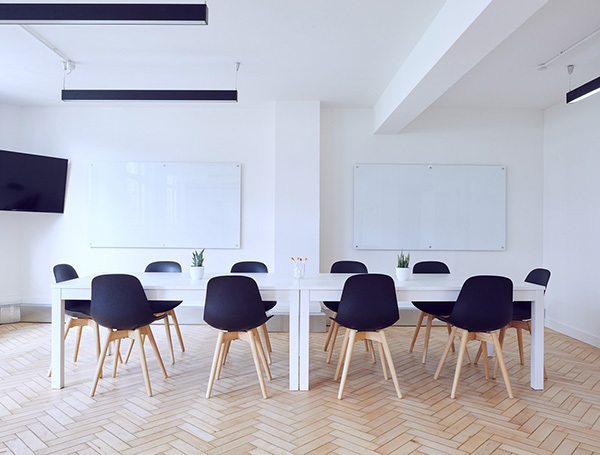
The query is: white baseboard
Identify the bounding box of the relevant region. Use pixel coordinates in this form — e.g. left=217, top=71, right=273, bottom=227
left=546, top=318, right=600, bottom=349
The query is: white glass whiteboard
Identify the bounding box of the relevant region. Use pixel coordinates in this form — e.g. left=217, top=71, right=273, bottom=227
left=89, top=162, right=241, bottom=248
left=354, top=164, right=506, bottom=251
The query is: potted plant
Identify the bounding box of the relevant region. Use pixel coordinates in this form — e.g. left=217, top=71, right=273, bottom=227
left=190, top=249, right=205, bottom=280
left=396, top=250, right=410, bottom=281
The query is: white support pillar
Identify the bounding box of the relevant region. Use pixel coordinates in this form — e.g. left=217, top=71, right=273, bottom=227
left=274, top=101, right=320, bottom=277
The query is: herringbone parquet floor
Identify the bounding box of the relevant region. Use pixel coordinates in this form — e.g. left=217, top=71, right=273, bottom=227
left=0, top=322, right=599, bottom=454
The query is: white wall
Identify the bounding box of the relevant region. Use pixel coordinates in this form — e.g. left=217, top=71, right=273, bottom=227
left=0, top=105, right=25, bottom=306
left=321, top=107, right=544, bottom=279
left=11, top=106, right=275, bottom=304
left=543, top=96, right=600, bottom=348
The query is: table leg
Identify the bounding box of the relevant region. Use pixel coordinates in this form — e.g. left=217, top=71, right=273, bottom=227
left=289, top=289, right=300, bottom=390
left=299, top=290, right=310, bottom=390
left=530, top=289, right=545, bottom=390
left=51, top=288, right=65, bottom=389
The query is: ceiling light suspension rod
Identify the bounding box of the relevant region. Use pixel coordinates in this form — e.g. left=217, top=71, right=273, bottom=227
left=538, top=27, right=600, bottom=70
left=20, top=25, right=74, bottom=66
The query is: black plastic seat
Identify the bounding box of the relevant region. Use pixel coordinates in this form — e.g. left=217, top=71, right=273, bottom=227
left=230, top=261, right=276, bottom=363
left=333, top=273, right=402, bottom=399
left=434, top=275, right=514, bottom=399
left=323, top=260, right=368, bottom=364
left=204, top=275, right=272, bottom=398
left=48, top=264, right=101, bottom=377
left=89, top=274, right=168, bottom=397
left=408, top=261, right=455, bottom=363
left=140, top=261, right=186, bottom=364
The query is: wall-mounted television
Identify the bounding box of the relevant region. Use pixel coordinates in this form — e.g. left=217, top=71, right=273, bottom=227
left=0, top=149, right=68, bottom=214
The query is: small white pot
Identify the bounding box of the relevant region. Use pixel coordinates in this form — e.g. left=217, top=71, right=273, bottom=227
left=395, top=267, right=410, bottom=282
left=190, top=266, right=204, bottom=280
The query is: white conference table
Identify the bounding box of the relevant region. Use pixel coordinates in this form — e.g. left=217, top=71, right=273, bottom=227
left=51, top=272, right=546, bottom=391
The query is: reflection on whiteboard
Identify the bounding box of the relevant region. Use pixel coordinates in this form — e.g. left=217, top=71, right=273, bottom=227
left=89, top=162, right=241, bottom=248
left=354, top=164, right=505, bottom=251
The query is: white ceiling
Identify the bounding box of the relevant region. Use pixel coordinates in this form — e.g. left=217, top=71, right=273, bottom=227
left=0, top=0, right=599, bottom=118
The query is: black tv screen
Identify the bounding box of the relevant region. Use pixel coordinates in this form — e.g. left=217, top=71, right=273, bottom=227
left=0, top=149, right=68, bottom=214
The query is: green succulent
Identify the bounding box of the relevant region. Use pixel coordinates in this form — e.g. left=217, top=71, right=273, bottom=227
left=397, top=250, right=410, bottom=268
left=192, top=249, right=205, bottom=267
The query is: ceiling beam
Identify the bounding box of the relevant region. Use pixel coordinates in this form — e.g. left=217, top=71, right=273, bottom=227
left=373, top=0, right=549, bottom=134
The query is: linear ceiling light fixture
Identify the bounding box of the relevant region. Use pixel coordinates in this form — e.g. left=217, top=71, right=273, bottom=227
left=0, top=3, right=208, bottom=25
left=61, top=61, right=240, bottom=103
left=566, top=75, right=600, bottom=104
left=61, top=89, right=237, bottom=102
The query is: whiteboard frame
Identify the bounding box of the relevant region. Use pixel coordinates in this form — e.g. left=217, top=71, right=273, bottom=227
left=89, top=161, right=241, bottom=249
left=353, top=164, right=506, bottom=251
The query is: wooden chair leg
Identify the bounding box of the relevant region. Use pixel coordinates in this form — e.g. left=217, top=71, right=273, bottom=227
left=252, top=328, right=272, bottom=381
left=338, top=330, right=357, bottom=399
left=145, top=326, right=168, bottom=379
left=368, top=340, right=376, bottom=363
left=169, top=309, right=185, bottom=353
left=207, top=331, right=225, bottom=398
left=490, top=331, right=513, bottom=399
left=377, top=341, right=389, bottom=380
left=246, top=330, right=268, bottom=398
left=379, top=331, right=402, bottom=399
left=73, top=325, right=84, bottom=362
left=481, top=341, right=489, bottom=380
left=133, top=329, right=152, bottom=397
left=324, top=318, right=336, bottom=351
left=216, top=340, right=227, bottom=380
left=434, top=326, right=457, bottom=380
left=124, top=339, right=135, bottom=364
left=334, top=329, right=350, bottom=381
left=112, top=338, right=121, bottom=378
left=447, top=323, right=456, bottom=353
left=259, top=324, right=272, bottom=364
left=163, top=316, right=175, bottom=365
left=326, top=321, right=340, bottom=364
left=409, top=311, right=425, bottom=353
left=516, top=327, right=525, bottom=365
left=450, top=330, right=470, bottom=399
left=493, top=326, right=507, bottom=379
left=474, top=344, right=482, bottom=365
left=422, top=314, right=434, bottom=363
left=90, top=330, right=114, bottom=397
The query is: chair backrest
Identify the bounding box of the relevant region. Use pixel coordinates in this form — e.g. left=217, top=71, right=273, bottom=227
left=204, top=275, right=269, bottom=332
left=230, top=261, right=268, bottom=273
left=449, top=275, right=513, bottom=332
left=525, top=268, right=551, bottom=292
left=330, top=260, right=368, bottom=274
left=145, top=261, right=182, bottom=273
left=335, top=274, right=399, bottom=331
left=91, top=274, right=157, bottom=330
left=412, top=261, right=450, bottom=274
left=54, top=264, right=79, bottom=283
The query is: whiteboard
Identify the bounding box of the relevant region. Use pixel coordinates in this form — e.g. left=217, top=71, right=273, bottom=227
left=89, top=162, right=241, bottom=248
left=354, top=164, right=506, bottom=251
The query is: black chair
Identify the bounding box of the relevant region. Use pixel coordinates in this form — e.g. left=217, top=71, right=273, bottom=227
left=204, top=275, right=272, bottom=398
left=142, top=261, right=185, bottom=364
left=434, top=276, right=514, bottom=399
left=48, top=264, right=101, bottom=377
left=408, top=261, right=456, bottom=363
left=476, top=268, right=551, bottom=379
left=230, top=261, right=276, bottom=364
left=323, top=260, right=368, bottom=364
left=333, top=274, right=402, bottom=399
left=89, top=274, right=168, bottom=397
